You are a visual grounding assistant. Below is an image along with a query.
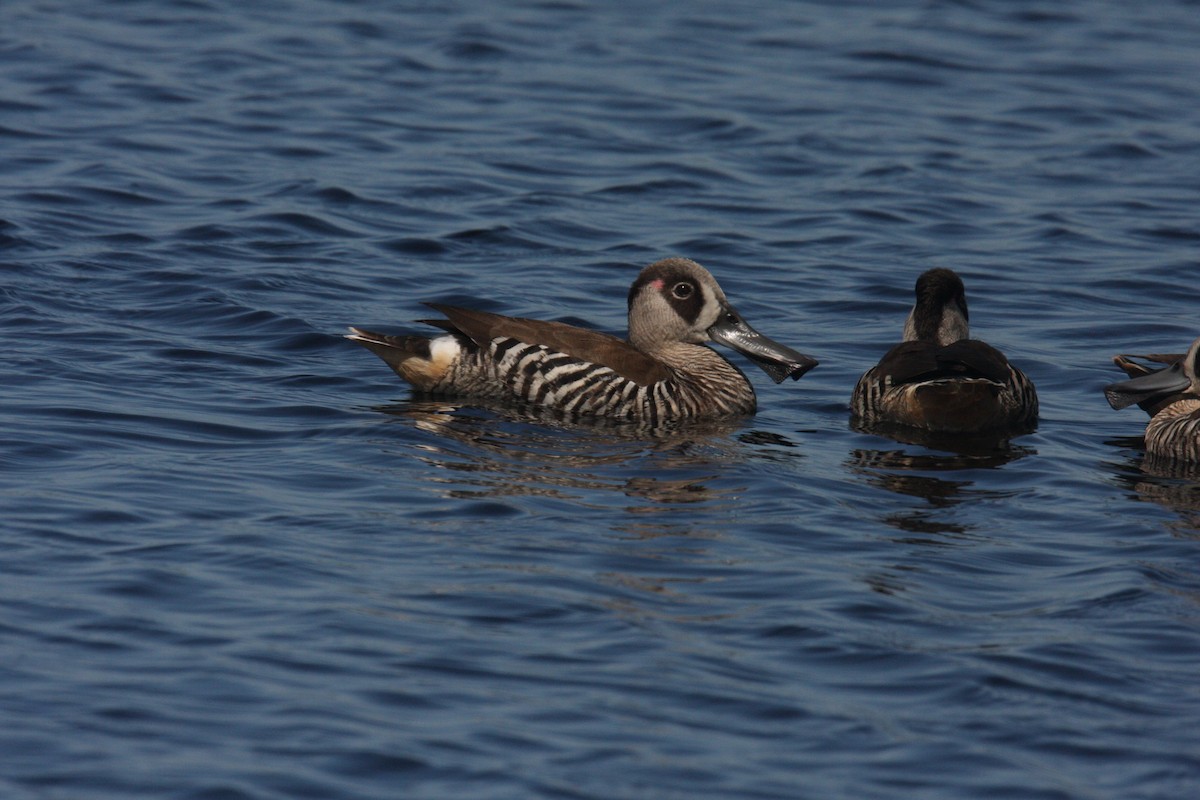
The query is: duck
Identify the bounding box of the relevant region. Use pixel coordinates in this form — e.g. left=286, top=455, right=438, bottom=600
left=850, top=267, right=1038, bottom=432
left=1105, top=337, right=1200, bottom=462
left=346, top=257, right=818, bottom=423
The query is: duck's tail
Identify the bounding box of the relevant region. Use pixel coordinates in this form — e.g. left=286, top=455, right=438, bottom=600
left=346, top=327, right=462, bottom=390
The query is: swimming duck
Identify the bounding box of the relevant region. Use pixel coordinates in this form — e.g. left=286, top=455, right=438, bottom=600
left=1105, top=337, right=1200, bottom=462
left=347, top=257, right=818, bottom=422
left=850, top=268, right=1038, bottom=432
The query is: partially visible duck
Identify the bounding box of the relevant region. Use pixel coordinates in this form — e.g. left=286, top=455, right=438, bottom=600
left=1108, top=350, right=1188, bottom=417
left=347, top=257, right=818, bottom=423
left=851, top=268, right=1038, bottom=433
left=1105, top=337, right=1200, bottom=462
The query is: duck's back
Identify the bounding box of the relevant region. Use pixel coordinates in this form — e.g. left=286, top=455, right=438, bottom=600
left=853, top=339, right=1037, bottom=432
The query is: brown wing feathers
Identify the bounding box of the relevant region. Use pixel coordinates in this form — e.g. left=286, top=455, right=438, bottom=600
left=426, top=303, right=670, bottom=386
left=880, top=339, right=1011, bottom=385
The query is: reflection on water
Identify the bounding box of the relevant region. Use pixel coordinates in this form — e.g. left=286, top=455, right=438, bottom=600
left=371, top=399, right=755, bottom=509
left=1108, top=437, right=1200, bottom=540
left=1107, top=447, right=1200, bottom=611
left=367, top=400, right=773, bottom=624
left=850, top=418, right=1038, bottom=461
left=848, top=419, right=1036, bottom=540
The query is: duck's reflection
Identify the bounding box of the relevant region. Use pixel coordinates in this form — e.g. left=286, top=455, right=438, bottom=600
left=370, top=398, right=800, bottom=511
left=364, top=399, right=804, bottom=623
left=1108, top=437, right=1200, bottom=539
left=847, top=418, right=1036, bottom=540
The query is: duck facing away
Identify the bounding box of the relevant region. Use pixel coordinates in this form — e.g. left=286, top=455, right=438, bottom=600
left=851, top=268, right=1038, bottom=433
left=1105, top=337, right=1200, bottom=462
left=347, top=258, right=818, bottom=422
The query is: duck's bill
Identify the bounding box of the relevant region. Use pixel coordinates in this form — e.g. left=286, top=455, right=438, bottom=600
left=708, top=309, right=818, bottom=383
left=1104, top=362, right=1190, bottom=410
left=1112, top=352, right=1185, bottom=379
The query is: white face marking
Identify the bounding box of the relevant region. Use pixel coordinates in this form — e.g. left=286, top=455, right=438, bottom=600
left=694, top=281, right=722, bottom=339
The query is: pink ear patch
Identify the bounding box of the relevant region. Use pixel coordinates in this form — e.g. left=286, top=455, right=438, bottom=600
left=650, top=279, right=665, bottom=290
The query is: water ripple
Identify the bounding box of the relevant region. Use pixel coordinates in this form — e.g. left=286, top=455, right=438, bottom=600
left=2, top=1, right=1200, bottom=798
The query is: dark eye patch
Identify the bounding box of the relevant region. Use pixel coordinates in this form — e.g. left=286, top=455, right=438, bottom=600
left=665, top=277, right=703, bottom=324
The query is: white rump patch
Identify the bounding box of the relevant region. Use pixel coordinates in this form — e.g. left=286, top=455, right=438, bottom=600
left=428, top=335, right=462, bottom=369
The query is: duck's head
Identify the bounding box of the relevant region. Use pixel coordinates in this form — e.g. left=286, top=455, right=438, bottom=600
left=627, top=257, right=818, bottom=383
left=903, top=268, right=970, bottom=346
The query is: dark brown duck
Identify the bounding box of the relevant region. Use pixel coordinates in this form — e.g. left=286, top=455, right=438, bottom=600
left=347, top=258, right=818, bottom=422
left=851, top=268, right=1038, bottom=433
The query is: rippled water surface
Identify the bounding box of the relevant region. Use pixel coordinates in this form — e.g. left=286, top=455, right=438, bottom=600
left=3, top=1, right=1200, bottom=798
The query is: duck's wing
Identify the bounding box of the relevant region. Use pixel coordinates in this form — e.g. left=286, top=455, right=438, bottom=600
left=427, top=304, right=671, bottom=386
left=877, top=339, right=1011, bottom=385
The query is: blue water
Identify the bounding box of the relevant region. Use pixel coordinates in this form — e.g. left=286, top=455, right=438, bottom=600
left=3, top=1, right=1200, bottom=797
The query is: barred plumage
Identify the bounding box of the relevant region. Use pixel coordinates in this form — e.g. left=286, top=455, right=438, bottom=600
left=851, top=268, right=1038, bottom=433
left=347, top=258, right=818, bottom=423
left=1145, top=402, right=1200, bottom=462
left=1106, top=337, right=1200, bottom=464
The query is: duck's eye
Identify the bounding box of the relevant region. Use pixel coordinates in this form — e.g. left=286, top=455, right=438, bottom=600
left=671, top=282, right=693, bottom=299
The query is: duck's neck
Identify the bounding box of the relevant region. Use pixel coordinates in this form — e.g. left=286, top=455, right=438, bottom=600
left=903, top=303, right=969, bottom=345
left=1153, top=398, right=1200, bottom=420
left=651, top=342, right=753, bottom=409
left=650, top=341, right=736, bottom=373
